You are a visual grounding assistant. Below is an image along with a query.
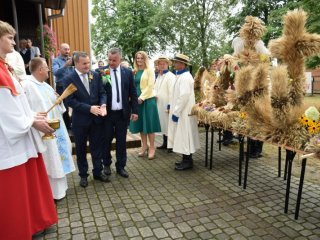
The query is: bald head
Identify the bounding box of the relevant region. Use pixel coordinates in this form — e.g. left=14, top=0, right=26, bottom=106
left=60, top=43, right=70, bottom=57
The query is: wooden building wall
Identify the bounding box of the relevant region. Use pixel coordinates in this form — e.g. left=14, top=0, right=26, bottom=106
left=50, top=0, right=90, bottom=56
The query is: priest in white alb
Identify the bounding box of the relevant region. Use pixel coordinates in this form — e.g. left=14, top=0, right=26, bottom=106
left=21, top=57, right=75, bottom=200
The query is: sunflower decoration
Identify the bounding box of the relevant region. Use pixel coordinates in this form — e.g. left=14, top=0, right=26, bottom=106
left=239, top=111, right=247, bottom=119
left=299, top=115, right=306, bottom=125
left=308, top=124, right=320, bottom=135
left=299, top=106, right=320, bottom=135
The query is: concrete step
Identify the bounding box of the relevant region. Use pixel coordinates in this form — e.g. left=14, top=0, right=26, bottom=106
left=69, top=130, right=141, bottom=155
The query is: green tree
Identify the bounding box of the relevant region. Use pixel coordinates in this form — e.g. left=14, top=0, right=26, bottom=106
left=91, top=0, right=233, bottom=71
left=159, top=0, right=230, bottom=70
left=302, top=0, right=320, bottom=68
left=224, top=0, right=300, bottom=44
left=91, top=0, right=161, bottom=64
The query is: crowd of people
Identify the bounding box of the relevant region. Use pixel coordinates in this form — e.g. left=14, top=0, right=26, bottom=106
left=0, top=19, right=202, bottom=239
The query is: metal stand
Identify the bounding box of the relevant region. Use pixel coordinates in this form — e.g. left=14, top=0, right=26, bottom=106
left=295, top=158, right=307, bottom=219
left=210, top=127, right=214, bottom=169
left=284, top=150, right=296, bottom=213
left=238, top=135, right=244, bottom=186
left=205, top=124, right=209, bottom=167
left=278, top=147, right=282, bottom=177
left=243, top=137, right=250, bottom=189
left=218, top=129, right=222, bottom=151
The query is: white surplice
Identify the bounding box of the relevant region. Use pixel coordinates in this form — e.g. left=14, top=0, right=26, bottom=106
left=0, top=77, right=45, bottom=170
left=154, top=71, right=176, bottom=135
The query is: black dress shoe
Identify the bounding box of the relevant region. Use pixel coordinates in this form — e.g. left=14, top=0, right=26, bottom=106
left=157, top=144, right=167, bottom=150
left=249, top=153, right=262, bottom=159
left=93, top=173, right=110, bottom=182
left=79, top=177, right=88, bottom=188
left=175, top=161, right=193, bottom=171
left=167, top=148, right=173, bottom=153
left=104, top=165, right=111, bottom=176
left=222, top=139, right=234, bottom=146
left=117, top=169, right=129, bottom=178
left=175, top=160, right=182, bottom=166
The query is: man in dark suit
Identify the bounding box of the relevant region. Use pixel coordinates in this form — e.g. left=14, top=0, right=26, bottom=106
left=103, top=48, right=138, bottom=178
left=64, top=51, right=109, bottom=187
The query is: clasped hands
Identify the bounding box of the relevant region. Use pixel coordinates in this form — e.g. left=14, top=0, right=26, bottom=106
left=90, top=104, right=107, bottom=116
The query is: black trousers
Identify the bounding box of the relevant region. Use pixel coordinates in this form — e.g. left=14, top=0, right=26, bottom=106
left=249, top=140, right=263, bottom=155
left=103, top=110, right=128, bottom=170
left=223, top=130, right=233, bottom=140
left=73, top=123, right=104, bottom=178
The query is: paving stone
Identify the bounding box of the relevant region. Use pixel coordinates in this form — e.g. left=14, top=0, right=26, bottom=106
left=69, top=213, right=81, bottom=222
left=58, top=218, right=70, bottom=228
left=149, top=221, right=162, bottom=229
left=111, top=226, right=126, bottom=237
left=214, top=232, right=230, bottom=240
left=153, top=227, right=168, bottom=238
left=57, top=233, right=72, bottom=240
left=176, top=222, right=192, bottom=233
left=231, top=233, right=248, bottom=240
left=43, top=232, right=57, bottom=239
left=198, top=231, right=214, bottom=240
left=210, top=228, right=223, bottom=235
left=184, top=231, right=199, bottom=239
left=131, top=213, right=144, bottom=221
left=167, top=228, right=183, bottom=239
left=70, top=221, right=82, bottom=228
left=47, top=133, right=320, bottom=239
left=118, top=213, right=131, bottom=222
left=99, top=231, right=113, bottom=239
left=125, top=226, right=139, bottom=238
left=162, top=222, right=175, bottom=229
left=236, top=226, right=254, bottom=237
left=71, top=227, right=84, bottom=235
left=139, top=226, right=153, bottom=238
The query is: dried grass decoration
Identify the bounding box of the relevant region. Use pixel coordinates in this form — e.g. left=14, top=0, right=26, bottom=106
left=305, top=136, right=320, bottom=157
left=240, top=16, right=267, bottom=50
left=267, top=9, right=320, bottom=149
left=45, top=83, right=77, bottom=114
left=269, top=9, right=320, bottom=107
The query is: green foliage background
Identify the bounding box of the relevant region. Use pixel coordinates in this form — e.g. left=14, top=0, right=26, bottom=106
left=91, top=0, right=320, bottom=71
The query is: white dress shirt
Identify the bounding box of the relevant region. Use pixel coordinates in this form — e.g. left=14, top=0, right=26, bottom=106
left=75, top=69, right=90, bottom=94
left=110, top=65, right=123, bottom=110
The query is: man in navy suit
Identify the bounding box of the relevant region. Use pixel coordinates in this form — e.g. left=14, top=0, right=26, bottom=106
left=64, top=52, right=109, bottom=187
left=102, top=48, right=138, bottom=178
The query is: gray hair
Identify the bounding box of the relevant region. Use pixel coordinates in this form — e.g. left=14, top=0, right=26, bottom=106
left=108, top=47, right=122, bottom=58
left=73, top=51, right=88, bottom=63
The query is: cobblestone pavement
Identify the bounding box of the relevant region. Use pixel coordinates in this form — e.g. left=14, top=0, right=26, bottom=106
left=37, top=130, right=320, bottom=240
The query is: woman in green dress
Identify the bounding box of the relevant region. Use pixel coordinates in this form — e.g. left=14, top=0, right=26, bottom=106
left=129, top=51, right=161, bottom=159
